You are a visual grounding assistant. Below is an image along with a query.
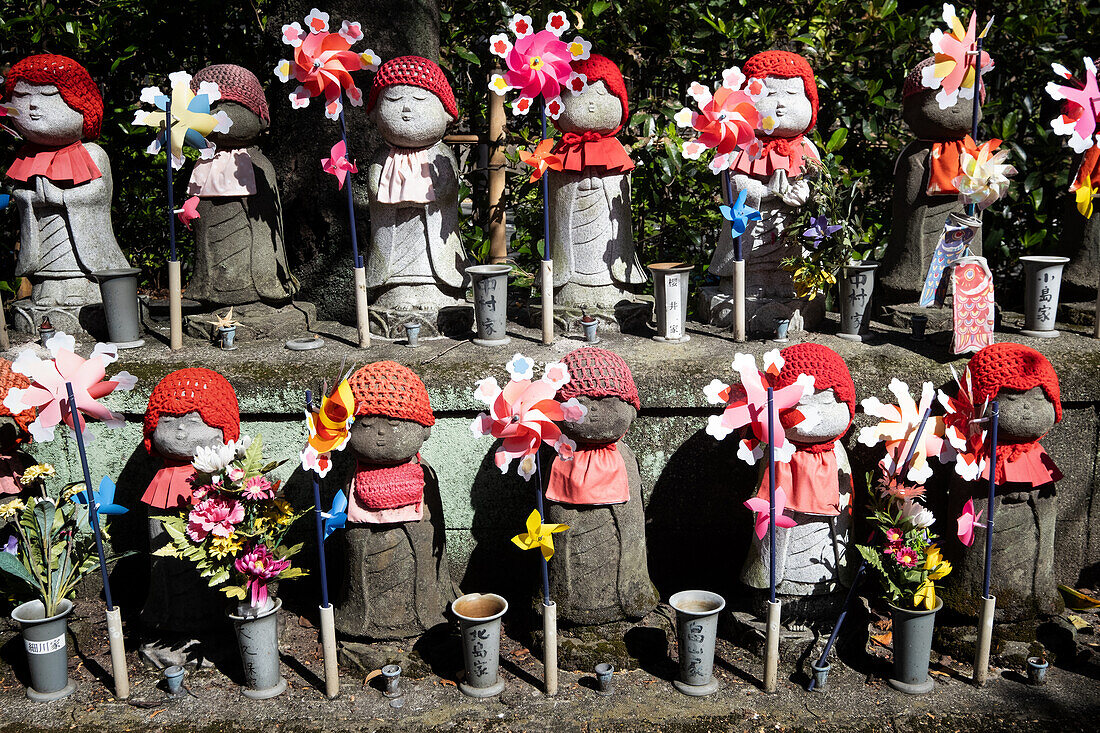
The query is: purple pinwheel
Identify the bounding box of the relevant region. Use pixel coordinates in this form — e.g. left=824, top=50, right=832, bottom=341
left=719, top=189, right=762, bottom=236
left=802, top=215, right=843, bottom=249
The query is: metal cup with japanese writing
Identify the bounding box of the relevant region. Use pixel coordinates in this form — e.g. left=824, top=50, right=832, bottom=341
left=669, top=590, right=725, bottom=695
left=12, top=599, right=75, bottom=701
left=1020, top=256, right=1069, bottom=337
left=838, top=261, right=878, bottom=342
left=648, top=263, right=694, bottom=343
left=468, top=265, right=512, bottom=346
left=452, top=592, right=508, bottom=697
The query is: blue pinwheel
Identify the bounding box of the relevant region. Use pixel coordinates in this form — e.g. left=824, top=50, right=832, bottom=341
left=719, top=189, right=762, bottom=236
left=0, top=194, right=9, bottom=210
left=322, top=490, right=347, bottom=542
left=802, top=215, right=843, bottom=249
left=72, top=476, right=129, bottom=518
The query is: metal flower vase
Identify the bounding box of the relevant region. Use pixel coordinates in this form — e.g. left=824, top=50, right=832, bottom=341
left=838, top=261, right=878, bottom=342
left=468, top=265, right=512, bottom=346
left=887, top=598, right=942, bottom=695
left=1020, top=256, right=1070, bottom=338
left=11, top=599, right=76, bottom=701
left=669, top=590, right=725, bottom=696
left=452, top=592, right=508, bottom=698
left=93, top=268, right=145, bottom=348
left=228, top=598, right=287, bottom=699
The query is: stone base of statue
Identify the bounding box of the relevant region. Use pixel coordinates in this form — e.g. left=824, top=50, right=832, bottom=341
left=11, top=298, right=106, bottom=336
left=698, top=286, right=824, bottom=335
left=182, top=301, right=316, bottom=343
left=338, top=626, right=458, bottom=679
left=1059, top=301, right=1097, bottom=327
left=368, top=304, right=474, bottom=341
left=727, top=610, right=818, bottom=658
left=529, top=607, right=676, bottom=673
left=523, top=299, right=653, bottom=336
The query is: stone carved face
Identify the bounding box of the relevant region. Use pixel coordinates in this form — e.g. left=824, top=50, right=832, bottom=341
left=753, top=76, right=813, bottom=138
left=206, top=101, right=265, bottom=148
left=996, top=386, right=1056, bottom=442
left=785, top=388, right=850, bottom=444
left=8, top=81, right=85, bottom=146
left=371, top=84, right=453, bottom=149
left=0, top=416, right=19, bottom=453
left=152, top=411, right=226, bottom=462
left=556, top=80, right=623, bottom=134
left=560, top=395, right=636, bottom=445
left=348, top=415, right=430, bottom=464
left=902, top=90, right=980, bottom=141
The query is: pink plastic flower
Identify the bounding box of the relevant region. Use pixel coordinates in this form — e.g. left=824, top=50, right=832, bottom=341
left=187, top=497, right=245, bottom=541
left=242, top=476, right=274, bottom=501
left=488, top=11, right=591, bottom=117
left=1046, top=58, right=1100, bottom=154
left=894, top=546, right=919, bottom=568
left=235, top=544, right=291, bottom=608
left=956, top=498, right=986, bottom=547
left=885, top=527, right=903, bottom=543
left=744, top=485, right=798, bottom=540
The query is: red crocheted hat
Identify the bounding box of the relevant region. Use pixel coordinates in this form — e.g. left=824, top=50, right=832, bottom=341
left=4, top=54, right=103, bottom=140
left=0, top=358, right=35, bottom=444
left=557, top=348, right=641, bottom=411
left=143, top=368, right=241, bottom=455
left=349, top=362, right=435, bottom=426
left=366, top=56, right=457, bottom=119
left=560, top=54, right=629, bottom=136
left=191, top=64, right=269, bottom=123
left=967, top=343, right=1062, bottom=424
left=742, top=50, right=818, bottom=132
left=775, top=344, right=856, bottom=430
left=903, top=57, right=986, bottom=103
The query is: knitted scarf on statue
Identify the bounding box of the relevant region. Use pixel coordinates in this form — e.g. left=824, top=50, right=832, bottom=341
left=981, top=439, right=1063, bottom=488
left=552, top=131, right=634, bottom=174
left=7, top=141, right=101, bottom=184
left=754, top=439, right=848, bottom=517
left=353, top=456, right=425, bottom=511
left=141, top=460, right=197, bottom=509
left=546, top=441, right=630, bottom=505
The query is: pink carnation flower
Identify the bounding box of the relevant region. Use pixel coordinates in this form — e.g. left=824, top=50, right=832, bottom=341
left=242, top=476, right=274, bottom=501
left=235, top=544, right=291, bottom=608
left=186, top=497, right=245, bottom=542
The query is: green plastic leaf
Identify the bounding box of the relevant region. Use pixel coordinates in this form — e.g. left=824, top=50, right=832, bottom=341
left=0, top=551, right=37, bottom=589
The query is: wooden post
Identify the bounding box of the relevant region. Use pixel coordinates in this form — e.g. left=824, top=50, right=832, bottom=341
left=487, top=74, right=508, bottom=265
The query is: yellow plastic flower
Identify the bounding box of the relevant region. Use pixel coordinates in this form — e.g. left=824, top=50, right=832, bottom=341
left=20, top=464, right=55, bottom=485
left=209, top=533, right=244, bottom=560
left=925, top=545, right=952, bottom=580
left=1076, top=179, right=1095, bottom=219
left=272, top=499, right=295, bottom=526
left=0, top=499, right=26, bottom=519
left=61, top=485, right=83, bottom=501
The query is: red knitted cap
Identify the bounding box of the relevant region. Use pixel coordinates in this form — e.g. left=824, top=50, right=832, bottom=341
left=557, top=348, right=641, bottom=411
left=191, top=64, right=269, bottom=123
left=775, top=344, right=856, bottom=431
left=366, top=56, right=457, bottom=119
left=558, top=54, right=628, bottom=136
left=4, top=54, right=103, bottom=140
left=967, top=343, right=1062, bottom=424
left=903, top=57, right=986, bottom=103
left=742, top=50, right=818, bottom=132
left=349, top=362, right=435, bottom=426
left=0, top=358, right=35, bottom=444
left=143, top=368, right=241, bottom=455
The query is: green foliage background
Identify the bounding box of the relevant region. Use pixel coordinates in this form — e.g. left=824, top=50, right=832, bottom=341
left=2, top=0, right=1097, bottom=305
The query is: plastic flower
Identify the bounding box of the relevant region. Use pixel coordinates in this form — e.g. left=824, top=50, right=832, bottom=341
left=676, top=70, right=762, bottom=173
left=921, top=3, right=994, bottom=110
left=186, top=497, right=245, bottom=541
left=134, top=71, right=233, bottom=169
left=899, top=498, right=935, bottom=529
left=270, top=499, right=295, bottom=526
left=235, top=544, right=291, bottom=608
left=704, top=350, right=818, bottom=465
left=719, top=189, right=762, bottom=236
left=209, top=533, right=244, bottom=560
left=894, top=546, right=919, bottom=568
left=802, top=215, right=843, bottom=249
left=275, top=7, right=380, bottom=120
left=302, top=379, right=354, bottom=477
left=242, top=476, right=274, bottom=501
left=1076, top=178, right=1096, bottom=219
left=470, top=354, right=587, bottom=481
left=953, top=136, right=1016, bottom=210
left=71, top=476, right=128, bottom=517
left=858, top=379, right=949, bottom=484
left=914, top=545, right=953, bottom=609
left=1046, top=57, right=1100, bottom=154
left=19, top=463, right=55, bottom=485
left=744, top=486, right=798, bottom=540
left=4, top=333, right=137, bottom=444
left=512, top=509, right=568, bottom=561
left=938, top=364, right=989, bottom=482
left=885, top=527, right=903, bottom=543
left=0, top=500, right=25, bottom=520
left=956, top=498, right=986, bottom=547
left=321, top=140, right=358, bottom=190
left=2, top=535, right=17, bottom=555
left=193, top=442, right=238, bottom=474
left=877, top=473, right=927, bottom=500
left=488, top=11, right=591, bottom=117
left=519, top=139, right=564, bottom=182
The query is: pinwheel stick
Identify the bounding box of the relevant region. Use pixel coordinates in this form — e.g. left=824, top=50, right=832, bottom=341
left=974, top=400, right=998, bottom=686
left=534, top=451, right=558, bottom=695
left=723, top=171, right=747, bottom=342
left=540, top=104, right=554, bottom=345
left=807, top=562, right=866, bottom=691
left=966, top=30, right=985, bottom=218
left=64, top=383, right=129, bottom=699
left=162, top=120, right=184, bottom=351
left=763, top=386, right=780, bottom=694
left=338, top=102, right=371, bottom=349
left=304, top=390, right=340, bottom=699
left=901, top=407, right=932, bottom=476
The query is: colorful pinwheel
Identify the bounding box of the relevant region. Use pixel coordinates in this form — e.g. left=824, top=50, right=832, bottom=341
left=133, top=71, right=233, bottom=170
left=470, top=353, right=587, bottom=481
left=512, top=509, right=568, bottom=561
left=938, top=365, right=989, bottom=482
left=675, top=67, right=765, bottom=173
left=921, top=4, right=994, bottom=110
left=953, top=136, right=1016, bottom=210
left=719, top=189, right=762, bottom=235
left=858, top=379, right=950, bottom=484
left=322, top=490, right=348, bottom=542
left=956, top=498, right=985, bottom=547
left=175, top=196, right=201, bottom=230
left=802, top=215, right=843, bottom=249
left=744, top=486, right=797, bottom=540
left=72, top=476, right=128, bottom=518
left=3, top=333, right=136, bottom=444
left=1046, top=57, right=1100, bottom=155
left=703, top=350, right=818, bottom=465
left=519, top=139, right=564, bottom=182
left=301, top=378, right=355, bottom=478
left=322, top=140, right=358, bottom=190
left=275, top=8, right=380, bottom=120
left=488, top=11, right=592, bottom=117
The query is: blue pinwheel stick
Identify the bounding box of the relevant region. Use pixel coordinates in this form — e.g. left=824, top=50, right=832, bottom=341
left=337, top=102, right=363, bottom=269
left=305, top=390, right=346, bottom=610
left=541, top=104, right=551, bottom=264
left=533, top=452, right=552, bottom=607
left=164, top=119, right=177, bottom=262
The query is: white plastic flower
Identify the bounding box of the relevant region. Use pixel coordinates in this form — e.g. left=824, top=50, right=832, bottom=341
left=721, top=67, right=746, bottom=91
left=509, top=13, right=534, bottom=38
left=899, top=498, right=934, bottom=529
left=567, top=36, right=592, bottom=61
left=687, top=81, right=712, bottom=107
left=192, top=442, right=236, bottom=474
left=546, top=10, right=570, bottom=36
left=506, top=353, right=534, bottom=382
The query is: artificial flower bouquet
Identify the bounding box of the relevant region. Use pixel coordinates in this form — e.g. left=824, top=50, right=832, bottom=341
left=155, top=434, right=308, bottom=614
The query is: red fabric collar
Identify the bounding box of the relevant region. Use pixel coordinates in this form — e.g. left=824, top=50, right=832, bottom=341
left=141, top=460, right=197, bottom=510
left=553, top=131, right=634, bottom=173
left=7, top=141, right=102, bottom=184
left=981, top=440, right=1062, bottom=488
left=353, top=457, right=425, bottom=511
left=546, top=441, right=629, bottom=505
left=730, top=134, right=817, bottom=177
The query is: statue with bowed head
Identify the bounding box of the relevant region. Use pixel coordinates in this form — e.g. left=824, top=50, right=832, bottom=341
left=544, top=348, right=658, bottom=626
left=3, top=55, right=129, bottom=332
left=334, top=361, right=456, bottom=639
left=704, top=51, right=821, bottom=333
left=740, top=345, right=855, bottom=627
left=140, top=368, right=242, bottom=665
left=0, top=359, right=34, bottom=501
left=365, top=57, right=470, bottom=338
left=548, top=55, right=646, bottom=321
left=185, top=65, right=296, bottom=306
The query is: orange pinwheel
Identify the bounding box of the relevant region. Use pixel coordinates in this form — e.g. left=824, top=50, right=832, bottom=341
left=301, top=379, right=354, bottom=477
left=519, top=139, right=563, bottom=182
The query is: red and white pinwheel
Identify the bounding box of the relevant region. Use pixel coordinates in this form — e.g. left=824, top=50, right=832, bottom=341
left=675, top=67, right=765, bottom=174
left=275, top=7, right=381, bottom=120
left=937, top=365, right=990, bottom=482
left=956, top=497, right=986, bottom=547
left=488, top=11, right=592, bottom=118
left=3, top=332, right=137, bottom=444
left=470, top=353, right=587, bottom=481
left=858, top=379, right=950, bottom=484
left=921, top=3, right=994, bottom=110
left=703, top=350, right=818, bottom=465
left=744, top=486, right=798, bottom=540
left=322, top=140, right=358, bottom=189
left=1046, top=57, right=1100, bottom=155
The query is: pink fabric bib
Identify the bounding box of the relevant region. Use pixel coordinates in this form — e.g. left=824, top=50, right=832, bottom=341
left=187, top=149, right=257, bottom=197
left=546, top=443, right=629, bottom=506
left=376, top=148, right=435, bottom=204
left=754, top=444, right=847, bottom=516
left=6, top=141, right=101, bottom=184
left=730, top=136, right=818, bottom=178
left=981, top=441, right=1062, bottom=488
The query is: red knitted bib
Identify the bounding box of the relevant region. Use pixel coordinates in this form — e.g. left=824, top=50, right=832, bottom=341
left=354, top=457, right=425, bottom=511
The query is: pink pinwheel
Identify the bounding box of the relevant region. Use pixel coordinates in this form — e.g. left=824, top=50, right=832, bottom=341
left=744, top=486, right=798, bottom=540
left=1046, top=57, right=1100, bottom=155
left=3, top=333, right=137, bottom=444
left=176, top=196, right=201, bottom=230
left=921, top=4, right=994, bottom=110
left=488, top=11, right=592, bottom=118
left=470, top=353, right=587, bottom=481
left=322, top=139, right=358, bottom=189
left=956, top=498, right=986, bottom=547
left=703, top=350, right=818, bottom=465
left=275, top=8, right=380, bottom=120
left=858, top=378, right=950, bottom=484
left=675, top=68, right=764, bottom=173
left=938, top=365, right=989, bottom=482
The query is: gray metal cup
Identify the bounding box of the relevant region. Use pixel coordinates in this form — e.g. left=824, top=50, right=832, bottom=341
left=12, top=599, right=75, bottom=701
left=93, top=268, right=144, bottom=348
left=452, top=592, right=508, bottom=697
left=669, top=590, right=725, bottom=695
left=228, top=597, right=288, bottom=699
left=468, top=265, right=511, bottom=346
left=1020, top=256, right=1069, bottom=337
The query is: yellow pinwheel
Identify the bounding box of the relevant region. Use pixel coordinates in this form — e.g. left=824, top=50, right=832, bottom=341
left=1076, top=179, right=1095, bottom=219
left=512, top=509, right=568, bottom=561
left=133, top=71, right=233, bottom=169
